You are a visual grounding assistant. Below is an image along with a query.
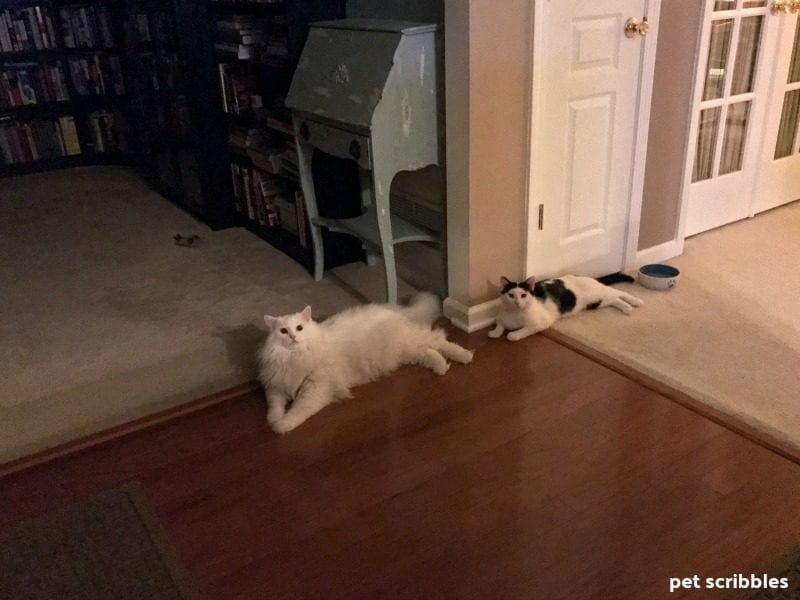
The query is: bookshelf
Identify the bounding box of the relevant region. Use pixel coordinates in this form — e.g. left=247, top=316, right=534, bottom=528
left=2, top=0, right=365, bottom=270
left=122, top=0, right=234, bottom=227
left=210, top=0, right=365, bottom=270
left=0, top=1, right=135, bottom=177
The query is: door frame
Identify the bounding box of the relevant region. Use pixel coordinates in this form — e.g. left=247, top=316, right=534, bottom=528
left=525, top=0, right=662, bottom=278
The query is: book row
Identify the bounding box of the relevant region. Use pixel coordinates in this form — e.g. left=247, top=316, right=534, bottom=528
left=1, top=5, right=116, bottom=54
left=215, top=14, right=288, bottom=63
left=218, top=63, right=261, bottom=115
left=68, top=55, right=125, bottom=96
left=60, top=5, right=115, bottom=50
left=0, top=116, right=80, bottom=164
left=228, top=124, right=297, bottom=180
left=0, top=7, right=57, bottom=53
left=128, top=11, right=175, bottom=45
left=1, top=62, right=69, bottom=108
left=230, top=161, right=308, bottom=247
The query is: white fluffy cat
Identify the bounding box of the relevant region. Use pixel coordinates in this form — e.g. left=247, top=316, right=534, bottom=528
left=489, top=273, right=644, bottom=341
left=259, top=293, right=474, bottom=433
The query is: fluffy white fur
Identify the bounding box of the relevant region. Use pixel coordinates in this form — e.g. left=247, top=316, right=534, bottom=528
left=259, top=293, right=474, bottom=433
left=489, top=275, right=644, bottom=341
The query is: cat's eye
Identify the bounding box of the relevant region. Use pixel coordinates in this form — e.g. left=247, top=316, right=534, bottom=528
left=521, top=293, right=527, bottom=298
left=280, top=328, right=288, bottom=334
left=296, top=325, right=303, bottom=331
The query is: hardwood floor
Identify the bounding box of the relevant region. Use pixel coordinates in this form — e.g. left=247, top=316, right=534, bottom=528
left=3, top=331, right=800, bottom=599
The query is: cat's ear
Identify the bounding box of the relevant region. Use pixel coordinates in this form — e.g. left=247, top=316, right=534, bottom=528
left=263, top=315, right=279, bottom=331
left=500, top=276, right=511, bottom=286
left=525, top=276, right=536, bottom=288
left=300, top=306, right=312, bottom=322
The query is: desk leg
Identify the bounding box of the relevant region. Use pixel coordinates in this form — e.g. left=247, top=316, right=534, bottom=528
left=373, top=163, right=398, bottom=304
left=295, top=131, right=324, bottom=281
left=359, top=167, right=377, bottom=267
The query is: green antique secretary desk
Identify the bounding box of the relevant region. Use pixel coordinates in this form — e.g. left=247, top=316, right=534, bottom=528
left=286, top=18, right=442, bottom=303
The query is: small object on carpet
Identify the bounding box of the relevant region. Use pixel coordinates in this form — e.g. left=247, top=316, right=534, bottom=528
left=173, top=234, right=200, bottom=247
left=0, top=483, right=199, bottom=600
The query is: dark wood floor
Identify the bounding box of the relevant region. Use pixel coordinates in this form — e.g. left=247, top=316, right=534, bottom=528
left=4, top=331, right=800, bottom=599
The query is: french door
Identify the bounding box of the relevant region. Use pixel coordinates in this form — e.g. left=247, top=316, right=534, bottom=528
left=755, top=4, right=800, bottom=212
left=687, top=0, right=800, bottom=236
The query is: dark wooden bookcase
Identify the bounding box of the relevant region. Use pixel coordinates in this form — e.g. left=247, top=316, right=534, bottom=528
left=2, top=0, right=362, bottom=269
left=0, top=0, right=135, bottom=177
left=124, top=0, right=234, bottom=228
left=210, top=0, right=364, bottom=270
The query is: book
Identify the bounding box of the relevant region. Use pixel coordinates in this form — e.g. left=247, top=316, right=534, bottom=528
left=58, top=115, right=81, bottom=155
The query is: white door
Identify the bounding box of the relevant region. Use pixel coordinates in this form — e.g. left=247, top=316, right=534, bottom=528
left=686, top=0, right=799, bottom=236
left=527, top=0, right=659, bottom=279
left=756, top=7, right=800, bottom=212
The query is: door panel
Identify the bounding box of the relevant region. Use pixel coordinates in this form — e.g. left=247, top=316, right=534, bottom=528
left=756, top=13, right=800, bottom=212
left=528, top=0, right=652, bottom=278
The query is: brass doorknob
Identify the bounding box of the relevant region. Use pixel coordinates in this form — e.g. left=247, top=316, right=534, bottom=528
left=772, top=0, right=799, bottom=14
left=624, top=16, right=649, bottom=39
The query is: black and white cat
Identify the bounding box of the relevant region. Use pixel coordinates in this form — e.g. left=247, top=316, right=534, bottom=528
left=489, top=273, right=643, bottom=341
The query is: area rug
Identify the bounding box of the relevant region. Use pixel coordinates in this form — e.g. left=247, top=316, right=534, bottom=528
left=0, top=166, right=441, bottom=463
left=744, top=545, right=800, bottom=599
left=547, top=200, right=800, bottom=461
left=0, top=484, right=198, bottom=599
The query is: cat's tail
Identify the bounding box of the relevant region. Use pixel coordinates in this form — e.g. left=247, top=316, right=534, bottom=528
left=402, top=292, right=441, bottom=326
left=596, top=272, right=635, bottom=286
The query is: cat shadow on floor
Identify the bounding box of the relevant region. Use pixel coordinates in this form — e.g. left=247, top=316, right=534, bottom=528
left=212, top=323, right=267, bottom=377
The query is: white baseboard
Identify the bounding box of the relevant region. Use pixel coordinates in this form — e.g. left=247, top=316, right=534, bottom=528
left=635, top=238, right=684, bottom=266
left=443, top=297, right=500, bottom=333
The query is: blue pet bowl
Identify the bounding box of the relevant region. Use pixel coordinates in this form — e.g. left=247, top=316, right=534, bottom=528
left=638, top=264, right=680, bottom=290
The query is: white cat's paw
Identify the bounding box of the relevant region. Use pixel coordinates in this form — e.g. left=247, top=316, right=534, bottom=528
left=488, top=328, right=503, bottom=339
left=507, top=330, right=528, bottom=342
left=266, top=408, right=285, bottom=426
left=459, top=349, right=474, bottom=364
left=272, top=417, right=300, bottom=434
left=434, top=362, right=451, bottom=375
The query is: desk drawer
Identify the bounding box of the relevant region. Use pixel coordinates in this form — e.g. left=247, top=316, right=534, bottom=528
left=296, top=119, right=371, bottom=170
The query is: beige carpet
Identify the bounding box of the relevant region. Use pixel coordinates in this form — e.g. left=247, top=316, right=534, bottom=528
left=0, top=166, right=442, bottom=463
left=549, top=200, right=800, bottom=459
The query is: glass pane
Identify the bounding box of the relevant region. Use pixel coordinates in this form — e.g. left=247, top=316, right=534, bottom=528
left=742, top=1, right=767, bottom=6
left=714, top=0, right=737, bottom=9
left=774, top=90, right=800, bottom=159
left=703, top=20, right=734, bottom=100
left=719, top=101, right=751, bottom=174
left=693, top=107, right=722, bottom=182
left=731, top=16, right=763, bottom=95
left=788, top=19, right=800, bottom=84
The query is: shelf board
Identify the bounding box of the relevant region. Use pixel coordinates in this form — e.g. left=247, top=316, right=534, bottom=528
left=0, top=49, right=61, bottom=65
left=209, top=1, right=285, bottom=15
left=0, top=151, right=138, bottom=178
left=315, top=207, right=440, bottom=248
left=0, top=102, right=73, bottom=120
